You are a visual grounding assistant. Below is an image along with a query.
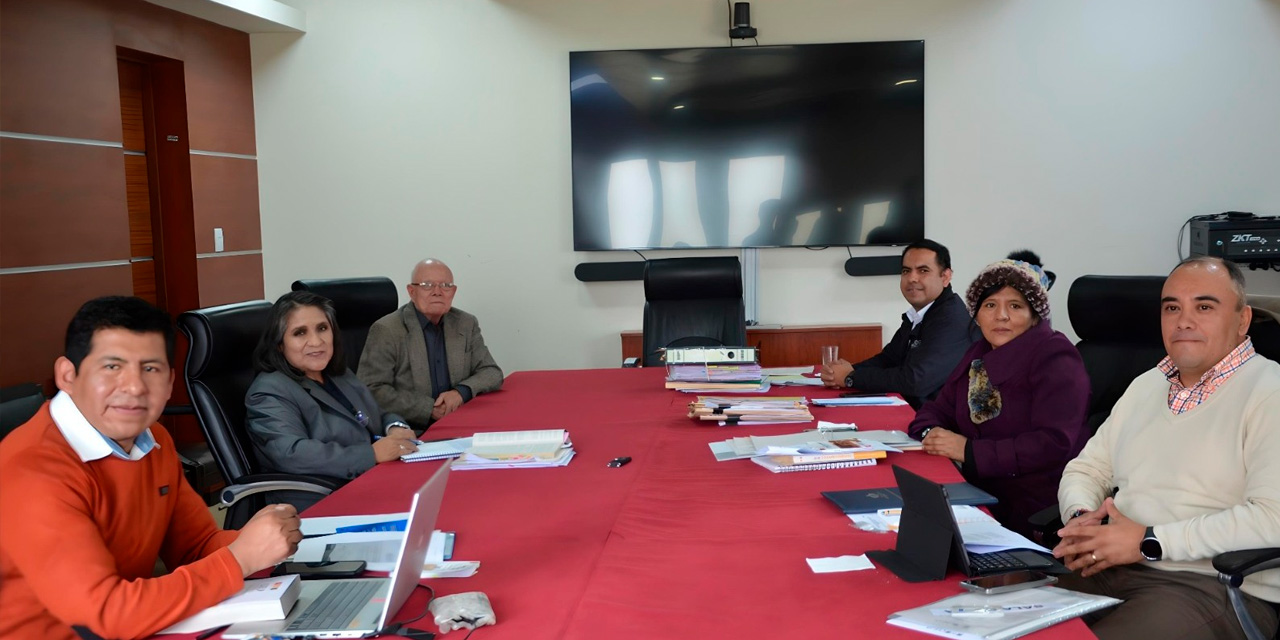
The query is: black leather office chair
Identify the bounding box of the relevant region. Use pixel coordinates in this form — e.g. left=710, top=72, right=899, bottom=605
left=0, top=383, right=45, bottom=441
left=178, top=300, right=336, bottom=529
left=641, top=257, right=748, bottom=367
left=291, top=277, right=399, bottom=373
left=1219, top=308, right=1280, bottom=640
left=1068, top=275, right=1168, bottom=433
left=1029, top=275, right=1166, bottom=542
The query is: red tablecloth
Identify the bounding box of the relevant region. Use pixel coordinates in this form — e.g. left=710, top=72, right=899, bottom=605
left=198, top=368, right=1095, bottom=639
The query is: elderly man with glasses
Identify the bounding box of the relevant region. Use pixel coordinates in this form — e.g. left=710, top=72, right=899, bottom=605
left=359, top=258, right=504, bottom=430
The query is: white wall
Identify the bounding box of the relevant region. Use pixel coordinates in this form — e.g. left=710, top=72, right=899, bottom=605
left=251, top=0, right=1280, bottom=374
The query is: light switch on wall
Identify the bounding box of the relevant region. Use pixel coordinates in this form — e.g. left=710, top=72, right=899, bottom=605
left=214, top=228, right=224, bottom=252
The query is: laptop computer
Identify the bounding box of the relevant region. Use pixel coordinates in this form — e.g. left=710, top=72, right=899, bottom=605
left=224, top=461, right=451, bottom=639
left=821, top=481, right=998, bottom=514
left=866, top=464, right=1063, bottom=583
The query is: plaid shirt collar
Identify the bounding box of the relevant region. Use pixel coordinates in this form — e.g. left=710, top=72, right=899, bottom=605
left=1157, top=337, right=1256, bottom=414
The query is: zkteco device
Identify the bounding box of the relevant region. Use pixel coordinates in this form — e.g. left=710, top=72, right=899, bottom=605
left=1190, top=213, right=1280, bottom=263
left=663, top=347, right=758, bottom=365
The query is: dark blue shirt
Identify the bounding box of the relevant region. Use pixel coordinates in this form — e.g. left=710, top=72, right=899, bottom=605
left=414, top=308, right=473, bottom=403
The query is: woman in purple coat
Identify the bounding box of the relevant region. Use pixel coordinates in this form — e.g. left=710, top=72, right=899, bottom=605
left=907, top=252, right=1090, bottom=537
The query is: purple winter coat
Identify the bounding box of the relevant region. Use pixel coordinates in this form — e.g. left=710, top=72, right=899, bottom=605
left=907, top=321, right=1091, bottom=537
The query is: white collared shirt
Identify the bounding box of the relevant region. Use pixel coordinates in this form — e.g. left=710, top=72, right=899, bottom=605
left=905, top=299, right=936, bottom=330
left=50, top=391, right=159, bottom=462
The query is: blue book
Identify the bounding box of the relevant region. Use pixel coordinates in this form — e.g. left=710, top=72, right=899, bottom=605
left=821, top=482, right=997, bottom=514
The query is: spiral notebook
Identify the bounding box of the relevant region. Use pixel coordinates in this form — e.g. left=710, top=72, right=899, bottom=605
left=401, top=438, right=471, bottom=463
left=751, top=456, right=877, bottom=473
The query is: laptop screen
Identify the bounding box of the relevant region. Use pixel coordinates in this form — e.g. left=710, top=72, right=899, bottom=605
left=378, top=461, right=452, bottom=625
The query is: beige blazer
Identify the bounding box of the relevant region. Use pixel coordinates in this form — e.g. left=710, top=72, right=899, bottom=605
left=358, top=304, right=503, bottom=428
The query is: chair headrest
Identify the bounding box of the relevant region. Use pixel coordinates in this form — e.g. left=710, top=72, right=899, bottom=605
left=644, top=257, right=743, bottom=302
left=1068, top=275, right=1166, bottom=345
left=292, top=278, right=399, bottom=327
left=179, top=300, right=274, bottom=379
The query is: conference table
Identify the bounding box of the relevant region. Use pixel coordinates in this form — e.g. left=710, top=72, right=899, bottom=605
left=266, top=368, right=1092, bottom=639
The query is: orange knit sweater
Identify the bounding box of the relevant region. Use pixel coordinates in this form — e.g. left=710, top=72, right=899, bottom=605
left=0, top=404, right=243, bottom=640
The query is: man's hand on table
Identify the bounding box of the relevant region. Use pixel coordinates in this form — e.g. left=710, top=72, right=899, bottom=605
left=228, top=504, right=302, bottom=577
left=821, top=359, right=853, bottom=388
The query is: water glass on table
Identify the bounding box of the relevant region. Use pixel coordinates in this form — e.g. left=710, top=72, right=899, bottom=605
left=821, top=345, right=839, bottom=368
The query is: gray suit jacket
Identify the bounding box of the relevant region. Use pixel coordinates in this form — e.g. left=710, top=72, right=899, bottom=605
left=245, top=370, right=405, bottom=485
left=358, top=304, right=503, bottom=429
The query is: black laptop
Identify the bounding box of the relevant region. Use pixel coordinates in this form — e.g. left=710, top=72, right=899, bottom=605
left=866, top=465, right=1065, bottom=583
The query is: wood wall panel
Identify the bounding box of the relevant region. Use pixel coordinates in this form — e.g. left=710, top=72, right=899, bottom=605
left=0, top=0, right=121, bottom=141
left=0, top=138, right=130, bottom=267
left=0, top=267, right=133, bottom=390
left=197, top=254, right=264, bottom=307
left=190, top=155, right=261, bottom=253
left=1, top=0, right=261, bottom=429
left=620, top=324, right=884, bottom=368
left=178, top=20, right=256, bottom=155
left=109, top=0, right=255, bottom=155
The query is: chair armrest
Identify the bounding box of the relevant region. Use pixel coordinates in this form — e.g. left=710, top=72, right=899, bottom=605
left=1214, top=548, right=1280, bottom=585
left=221, top=473, right=341, bottom=507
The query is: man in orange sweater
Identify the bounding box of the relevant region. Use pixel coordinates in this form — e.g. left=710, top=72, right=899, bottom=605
left=0, top=296, right=303, bottom=640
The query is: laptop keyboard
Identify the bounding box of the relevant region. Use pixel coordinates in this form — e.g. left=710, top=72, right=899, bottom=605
left=287, top=580, right=381, bottom=631
left=967, top=550, right=1049, bottom=574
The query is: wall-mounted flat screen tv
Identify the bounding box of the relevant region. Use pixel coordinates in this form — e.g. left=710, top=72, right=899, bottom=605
left=570, top=40, right=924, bottom=251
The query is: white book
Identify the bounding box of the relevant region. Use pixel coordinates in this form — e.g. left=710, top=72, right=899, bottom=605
left=468, top=429, right=569, bottom=460
left=158, top=574, right=301, bottom=634
left=886, top=586, right=1120, bottom=640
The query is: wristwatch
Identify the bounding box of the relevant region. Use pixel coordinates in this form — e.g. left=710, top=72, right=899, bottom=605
left=1140, top=526, right=1163, bottom=561
left=844, top=372, right=856, bottom=388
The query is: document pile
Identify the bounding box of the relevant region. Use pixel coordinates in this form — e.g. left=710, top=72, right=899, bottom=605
left=761, top=366, right=826, bottom=387
left=849, top=504, right=997, bottom=533
left=688, top=396, right=813, bottom=425
left=296, top=518, right=480, bottom=579
left=453, top=429, right=575, bottom=470
left=158, top=575, right=301, bottom=634
left=665, top=363, right=766, bottom=392
left=812, top=394, right=909, bottom=407
left=708, top=431, right=896, bottom=473
left=886, top=586, right=1120, bottom=640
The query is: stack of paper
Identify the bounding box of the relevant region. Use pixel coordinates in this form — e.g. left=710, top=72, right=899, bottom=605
left=293, top=530, right=479, bottom=579
left=812, top=395, right=909, bottom=407
left=159, top=575, right=301, bottom=634
left=709, top=431, right=900, bottom=462
left=849, top=505, right=997, bottom=533
left=886, top=587, right=1120, bottom=640
left=688, top=396, right=813, bottom=425
left=453, top=429, right=575, bottom=470
left=708, top=431, right=898, bottom=473
left=665, top=364, right=766, bottom=392
left=766, top=374, right=825, bottom=387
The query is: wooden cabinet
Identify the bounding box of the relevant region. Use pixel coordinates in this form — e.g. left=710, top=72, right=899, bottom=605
left=620, top=324, right=883, bottom=368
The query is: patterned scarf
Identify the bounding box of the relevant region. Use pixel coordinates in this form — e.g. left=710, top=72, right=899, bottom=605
left=967, top=359, right=1002, bottom=423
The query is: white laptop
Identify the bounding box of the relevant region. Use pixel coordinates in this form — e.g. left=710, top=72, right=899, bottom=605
left=224, top=461, right=451, bottom=639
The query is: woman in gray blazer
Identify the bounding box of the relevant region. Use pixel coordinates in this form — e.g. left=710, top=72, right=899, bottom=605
left=246, top=291, right=418, bottom=511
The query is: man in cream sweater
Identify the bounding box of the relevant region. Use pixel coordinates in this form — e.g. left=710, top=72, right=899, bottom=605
left=1053, top=257, right=1280, bottom=640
